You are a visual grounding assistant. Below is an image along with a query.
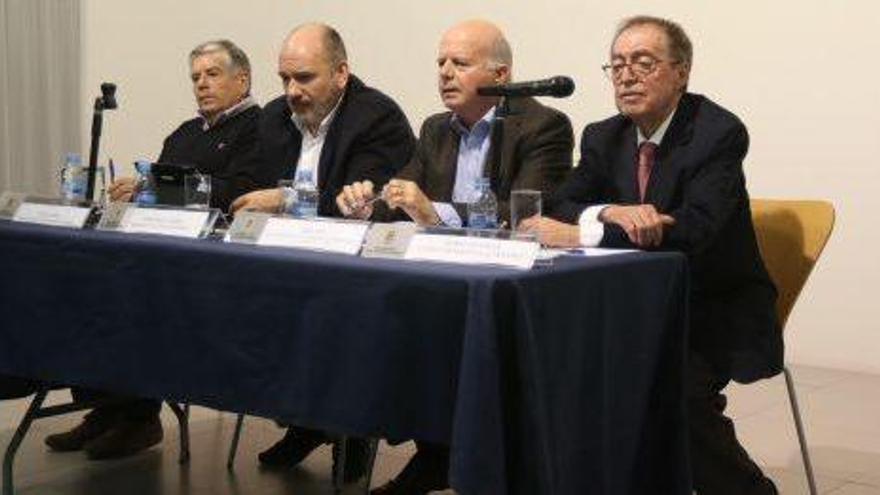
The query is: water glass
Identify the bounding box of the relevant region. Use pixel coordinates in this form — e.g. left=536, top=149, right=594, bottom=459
left=510, top=189, right=542, bottom=232
left=184, top=172, right=211, bottom=209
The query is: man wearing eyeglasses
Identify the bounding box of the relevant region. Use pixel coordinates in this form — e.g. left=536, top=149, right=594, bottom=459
left=523, top=16, right=781, bottom=495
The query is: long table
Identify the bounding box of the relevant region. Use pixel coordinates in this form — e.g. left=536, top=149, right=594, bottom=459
left=0, top=220, right=691, bottom=494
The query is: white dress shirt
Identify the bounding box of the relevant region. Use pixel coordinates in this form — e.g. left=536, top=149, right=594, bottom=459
left=290, top=98, right=343, bottom=187
left=577, top=107, right=677, bottom=246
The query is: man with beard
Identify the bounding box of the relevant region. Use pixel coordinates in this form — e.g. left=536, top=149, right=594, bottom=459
left=230, top=23, right=415, bottom=483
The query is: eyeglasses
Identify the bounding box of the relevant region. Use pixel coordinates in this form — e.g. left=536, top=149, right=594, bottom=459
left=602, top=56, right=680, bottom=81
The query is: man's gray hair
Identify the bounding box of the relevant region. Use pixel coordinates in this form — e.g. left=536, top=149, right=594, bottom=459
left=614, top=16, right=693, bottom=70
left=189, top=39, right=252, bottom=92
left=487, top=34, right=512, bottom=69
left=322, top=25, right=348, bottom=67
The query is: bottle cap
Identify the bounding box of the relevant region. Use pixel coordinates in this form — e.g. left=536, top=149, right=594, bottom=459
left=134, top=160, right=152, bottom=175
left=65, top=153, right=82, bottom=166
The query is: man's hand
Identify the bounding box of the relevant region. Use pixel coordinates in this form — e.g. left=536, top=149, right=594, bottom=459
left=107, top=177, right=136, bottom=203
left=519, top=216, right=581, bottom=248
left=382, top=179, right=440, bottom=226
left=599, top=204, right=675, bottom=248
left=336, top=180, right=376, bottom=220
left=230, top=188, right=284, bottom=214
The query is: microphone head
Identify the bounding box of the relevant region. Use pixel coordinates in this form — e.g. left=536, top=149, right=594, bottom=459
left=547, top=76, right=575, bottom=97
left=100, top=82, right=118, bottom=110
left=475, top=75, right=576, bottom=98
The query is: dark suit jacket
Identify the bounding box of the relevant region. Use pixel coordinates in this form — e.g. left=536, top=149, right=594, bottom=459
left=551, top=93, right=782, bottom=383
left=376, top=97, right=573, bottom=224
left=158, top=105, right=262, bottom=212
left=257, top=75, right=416, bottom=217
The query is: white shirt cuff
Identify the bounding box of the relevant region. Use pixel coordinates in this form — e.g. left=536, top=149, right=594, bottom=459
left=578, top=204, right=607, bottom=247
left=432, top=202, right=462, bottom=228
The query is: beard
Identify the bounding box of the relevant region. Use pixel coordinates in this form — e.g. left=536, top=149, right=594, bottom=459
left=289, top=90, right=343, bottom=132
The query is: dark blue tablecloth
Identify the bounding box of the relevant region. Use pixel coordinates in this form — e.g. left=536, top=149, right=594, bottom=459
left=0, top=220, right=690, bottom=494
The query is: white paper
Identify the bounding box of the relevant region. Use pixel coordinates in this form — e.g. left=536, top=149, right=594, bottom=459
left=538, top=248, right=567, bottom=260
left=257, top=217, right=369, bottom=255
left=120, top=207, right=210, bottom=238
left=12, top=202, right=92, bottom=228
left=404, top=233, right=539, bottom=270
left=564, top=247, right=639, bottom=256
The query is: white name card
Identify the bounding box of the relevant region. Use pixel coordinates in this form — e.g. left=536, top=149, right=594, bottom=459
left=404, top=233, right=539, bottom=270
left=12, top=202, right=92, bottom=229
left=120, top=207, right=211, bottom=238
left=257, top=218, right=369, bottom=255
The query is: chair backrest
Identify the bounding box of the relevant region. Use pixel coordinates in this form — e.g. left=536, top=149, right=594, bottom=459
left=750, top=199, right=835, bottom=329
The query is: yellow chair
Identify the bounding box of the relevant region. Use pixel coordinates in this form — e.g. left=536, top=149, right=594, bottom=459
left=751, top=199, right=835, bottom=495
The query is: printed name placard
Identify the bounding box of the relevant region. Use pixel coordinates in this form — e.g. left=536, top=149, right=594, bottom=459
left=117, top=206, right=212, bottom=238
left=0, top=191, right=27, bottom=219
left=361, top=222, right=418, bottom=259
left=12, top=202, right=92, bottom=229
left=404, top=233, right=539, bottom=270
left=224, top=211, right=273, bottom=244
left=256, top=217, right=369, bottom=255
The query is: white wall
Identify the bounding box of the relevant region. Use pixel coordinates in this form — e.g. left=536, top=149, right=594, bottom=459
left=82, top=0, right=880, bottom=373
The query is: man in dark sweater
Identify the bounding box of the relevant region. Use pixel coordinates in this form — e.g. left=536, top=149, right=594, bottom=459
left=108, top=40, right=262, bottom=212
left=51, top=39, right=262, bottom=461
left=229, top=23, right=415, bottom=481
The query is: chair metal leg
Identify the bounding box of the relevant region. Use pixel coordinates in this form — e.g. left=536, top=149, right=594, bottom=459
left=3, top=388, right=48, bottom=495
left=332, top=436, right=379, bottom=494
left=363, top=438, right=380, bottom=495
left=227, top=413, right=245, bottom=471
left=783, top=366, right=818, bottom=495
left=166, top=402, right=190, bottom=464
left=332, top=436, right=348, bottom=494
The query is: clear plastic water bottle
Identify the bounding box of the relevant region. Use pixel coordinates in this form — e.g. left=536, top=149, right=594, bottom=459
left=60, top=153, right=87, bottom=203
left=467, top=177, right=498, bottom=229
left=133, top=160, right=157, bottom=205
left=290, top=168, right=319, bottom=218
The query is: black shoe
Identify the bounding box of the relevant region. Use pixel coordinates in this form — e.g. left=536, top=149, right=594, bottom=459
left=45, top=408, right=118, bottom=452
left=84, top=415, right=163, bottom=460
left=371, top=446, right=449, bottom=495
left=332, top=437, right=373, bottom=484
left=258, top=427, right=329, bottom=468
left=0, top=376, right=36, bottom=400
left=762, top=477, right=779, bottom=495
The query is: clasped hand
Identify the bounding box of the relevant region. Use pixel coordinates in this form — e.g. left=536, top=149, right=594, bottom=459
left=337, top=179, right=440, bottom=226
left=599, top=204, right=675, bottom=247
left=519, top=204, right=675, bottom=248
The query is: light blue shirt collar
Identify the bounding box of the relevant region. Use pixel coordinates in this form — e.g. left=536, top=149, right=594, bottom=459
left=449, top=106, right=496, bottom=205
left=450, top=106, right=496, bottom=139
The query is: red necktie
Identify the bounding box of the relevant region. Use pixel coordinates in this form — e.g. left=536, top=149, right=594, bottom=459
left=637, top=141, right=657, bottom=202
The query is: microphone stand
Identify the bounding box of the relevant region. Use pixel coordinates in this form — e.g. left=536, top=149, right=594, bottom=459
left=487, top=96, right=509, bottom=193
left=86, top=83, right=117, bottom=203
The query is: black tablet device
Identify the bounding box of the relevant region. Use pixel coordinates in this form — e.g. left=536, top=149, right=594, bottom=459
left=150, top=162, right=197, bottom=206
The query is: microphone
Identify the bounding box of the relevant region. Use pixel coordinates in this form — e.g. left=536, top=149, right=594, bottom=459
left=100, top=83, right=118, bottom=110
left=477, top=76, right=575, bottom=98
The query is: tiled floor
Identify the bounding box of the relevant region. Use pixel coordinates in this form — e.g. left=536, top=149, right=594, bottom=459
left=0, top=364, right=877, bottom=494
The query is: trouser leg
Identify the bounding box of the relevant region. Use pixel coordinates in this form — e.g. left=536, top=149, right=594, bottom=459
left=688, top=353, right=777, bottom=495
left=71, top=387, right=160, bottom=420
left=0, top=375, right=36, bottom=400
